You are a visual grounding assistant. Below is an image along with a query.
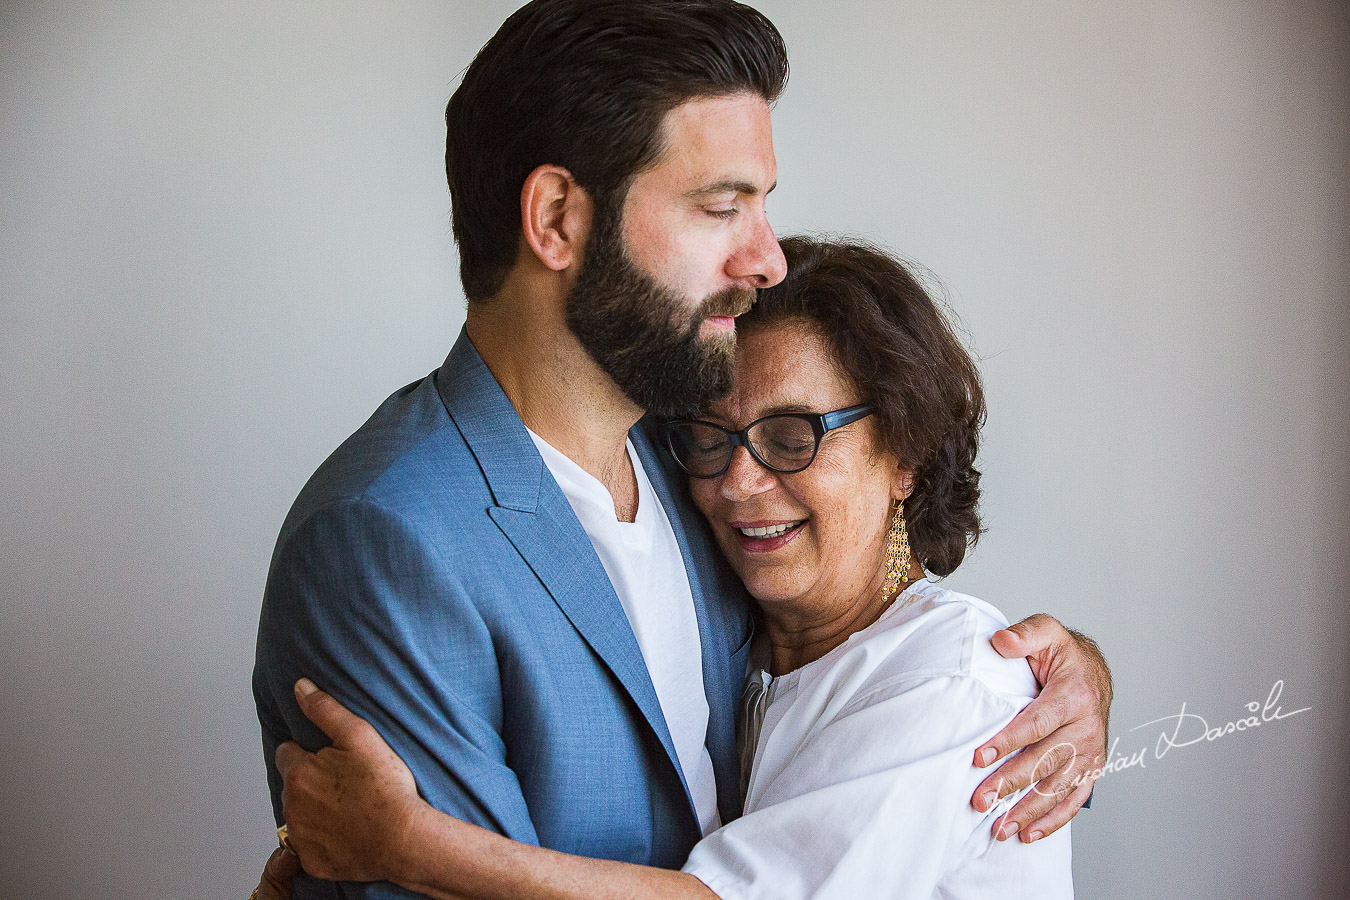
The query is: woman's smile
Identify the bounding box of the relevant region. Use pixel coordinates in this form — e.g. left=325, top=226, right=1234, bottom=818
left=730, top=517, right=807, bottom=552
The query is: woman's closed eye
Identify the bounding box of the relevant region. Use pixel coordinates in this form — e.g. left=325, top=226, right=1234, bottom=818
left=690, top=433, right=731, bottom=457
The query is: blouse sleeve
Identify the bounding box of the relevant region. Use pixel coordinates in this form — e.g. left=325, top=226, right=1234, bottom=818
left=681, top=672, right=1074, bottom=900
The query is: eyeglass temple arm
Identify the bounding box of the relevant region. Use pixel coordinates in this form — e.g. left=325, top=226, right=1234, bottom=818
left=819, top=404, right=874, bottom=432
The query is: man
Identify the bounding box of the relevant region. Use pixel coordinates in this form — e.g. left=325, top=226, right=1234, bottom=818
left=254, top=1, right=1111, bottom=896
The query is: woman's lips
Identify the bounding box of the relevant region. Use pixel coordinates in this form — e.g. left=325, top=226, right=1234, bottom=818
left=730, top=519, right=806, bottom=553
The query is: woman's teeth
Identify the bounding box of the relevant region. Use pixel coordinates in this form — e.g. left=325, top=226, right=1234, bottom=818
left=738, top=522, right=800, bottom=539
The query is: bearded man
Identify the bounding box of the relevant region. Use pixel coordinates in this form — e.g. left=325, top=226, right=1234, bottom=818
left=253, top=2, right=1110, bottom=897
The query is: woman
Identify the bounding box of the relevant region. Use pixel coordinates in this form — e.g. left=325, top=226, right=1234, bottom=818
left=261, top=237, right=1074, bottom=898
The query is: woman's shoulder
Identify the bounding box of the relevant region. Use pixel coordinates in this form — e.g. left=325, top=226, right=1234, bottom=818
left=858, top=580, right=1038, bottom=703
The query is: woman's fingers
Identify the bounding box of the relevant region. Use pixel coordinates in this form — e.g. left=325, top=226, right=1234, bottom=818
left=294, top=679, right=378, bottom=749
left=250, top=847, right=301, bottom=900
left=264, top=847, right=302, bottom=890
left=274, top=740, right=312, bottom=781
left=270, top=686, right=424, bottom=884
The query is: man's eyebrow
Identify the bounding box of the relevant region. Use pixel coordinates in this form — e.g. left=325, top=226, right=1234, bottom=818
left=685, top=179, right=778, bottom=199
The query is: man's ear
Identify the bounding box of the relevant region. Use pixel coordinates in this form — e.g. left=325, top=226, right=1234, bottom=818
left=520, top=164, right=593, bottom=272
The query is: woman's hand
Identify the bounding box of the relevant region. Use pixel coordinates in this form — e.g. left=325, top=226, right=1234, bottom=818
left=249, top=846, right=301, bottom=900
left=275, top=676, right=713, bottom=900
left=969, top=615, right=1112, bottom=843
left=274, top=678, right=429, bottom=885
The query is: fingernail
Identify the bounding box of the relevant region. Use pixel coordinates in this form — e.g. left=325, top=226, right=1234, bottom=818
left=1027, top=830, right=1043, bottom=843
left=999, top=821, right=1019, bottom=840
left=976, top=747, right=997, bottom=766
left=295, top=677, right=317, bottom=699
left=979, top=791, right=998, bottom=810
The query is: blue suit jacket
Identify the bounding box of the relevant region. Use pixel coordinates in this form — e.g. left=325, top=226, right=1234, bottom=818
left=254, top=329, right=754, bottom=897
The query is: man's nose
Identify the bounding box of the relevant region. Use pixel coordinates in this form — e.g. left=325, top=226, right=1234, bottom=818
left=720, top=445, right=776, bottom=501
left=727, top=212, right=786, bottom=289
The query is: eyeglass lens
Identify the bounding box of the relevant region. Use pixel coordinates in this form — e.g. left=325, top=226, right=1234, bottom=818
left=667, top=416, right=819, bottom=477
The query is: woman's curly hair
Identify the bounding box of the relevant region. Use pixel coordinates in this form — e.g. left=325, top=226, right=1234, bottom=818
left=740, top=236, right=986, bottom=576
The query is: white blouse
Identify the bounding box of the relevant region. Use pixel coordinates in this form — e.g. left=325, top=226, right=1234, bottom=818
left=682, top=579, right=1074, bottom=899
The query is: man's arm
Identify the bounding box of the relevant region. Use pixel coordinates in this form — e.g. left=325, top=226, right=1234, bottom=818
left=969, top=615, right=1113, bottom=842
left=255, top=497, right=538, bottom=896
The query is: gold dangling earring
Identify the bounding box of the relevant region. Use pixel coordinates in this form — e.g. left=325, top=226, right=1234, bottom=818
left=883, top=499, right=912, bottom=598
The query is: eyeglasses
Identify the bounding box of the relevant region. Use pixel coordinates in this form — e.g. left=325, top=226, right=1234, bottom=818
left=659, top=404, right=875, bottom=478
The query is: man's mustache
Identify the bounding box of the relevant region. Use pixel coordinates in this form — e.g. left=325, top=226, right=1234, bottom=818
left=692, top=286, right=757, bottom=326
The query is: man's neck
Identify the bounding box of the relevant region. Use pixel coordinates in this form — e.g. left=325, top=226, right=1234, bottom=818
left=466, top=286, right=643, bottom=522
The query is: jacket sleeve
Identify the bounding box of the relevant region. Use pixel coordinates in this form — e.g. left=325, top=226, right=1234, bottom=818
left=253, top=496, right=538, bottom=898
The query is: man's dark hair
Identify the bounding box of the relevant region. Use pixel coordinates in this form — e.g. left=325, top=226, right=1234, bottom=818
left=743, top=237, right=987, bottom=577
left=445, top=0, right=789, bottom=301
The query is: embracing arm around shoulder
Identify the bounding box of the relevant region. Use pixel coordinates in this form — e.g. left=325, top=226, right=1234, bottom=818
left=970, top=613, right=1113, bottom=842
left=278, top=660, right=1071, bottom=900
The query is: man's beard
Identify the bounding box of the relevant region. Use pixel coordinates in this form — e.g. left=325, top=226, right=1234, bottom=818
left=565, top=217, right=756, bottom=419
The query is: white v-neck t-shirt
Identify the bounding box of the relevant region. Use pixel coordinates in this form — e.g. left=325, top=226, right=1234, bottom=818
left=527, top=429, right=721, bottom=835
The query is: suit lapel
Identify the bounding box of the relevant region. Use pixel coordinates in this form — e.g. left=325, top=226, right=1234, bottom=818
left=434, top=330, right=689, bottom=821
left=486, top=499, right=681, bottom=765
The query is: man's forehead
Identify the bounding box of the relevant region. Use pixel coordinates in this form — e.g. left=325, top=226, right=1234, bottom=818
left=648, top=93, right=777, bottom=187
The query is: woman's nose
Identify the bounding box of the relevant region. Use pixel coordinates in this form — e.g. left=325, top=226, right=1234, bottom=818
left=719, top=445, right=776, bottom=500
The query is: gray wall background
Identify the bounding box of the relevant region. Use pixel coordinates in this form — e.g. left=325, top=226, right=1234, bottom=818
left=2, top=1, right=1346, bottom=897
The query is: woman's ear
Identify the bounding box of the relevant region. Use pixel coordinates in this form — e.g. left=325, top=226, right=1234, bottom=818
left=893, top=468, right=915, bottom=502
left=519, top=164, right=593, bottom=272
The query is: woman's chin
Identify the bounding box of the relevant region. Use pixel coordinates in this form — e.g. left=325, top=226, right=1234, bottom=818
left=739, top=571, right=806, bottom=607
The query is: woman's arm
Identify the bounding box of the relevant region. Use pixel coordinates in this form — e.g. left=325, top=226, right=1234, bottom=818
left=276, top=679, right=716, bottom=900
left=394, top=804, right=714, bottom=900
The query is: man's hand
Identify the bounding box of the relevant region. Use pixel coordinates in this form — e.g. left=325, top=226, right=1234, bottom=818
left=274, top=678, right=427, bottom=884
left=970, top=614, right=1112, bottom=843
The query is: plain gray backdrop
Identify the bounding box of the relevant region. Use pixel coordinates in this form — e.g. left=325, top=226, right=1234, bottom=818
left=2, top=1, right=1347, bottom=897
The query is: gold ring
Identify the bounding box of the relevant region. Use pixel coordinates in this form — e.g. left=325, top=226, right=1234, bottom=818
left=277, top=824, right=294, bottom=852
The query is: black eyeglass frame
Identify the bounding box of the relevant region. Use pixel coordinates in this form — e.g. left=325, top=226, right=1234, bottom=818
left=659, top=403, right=876, bottom=479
